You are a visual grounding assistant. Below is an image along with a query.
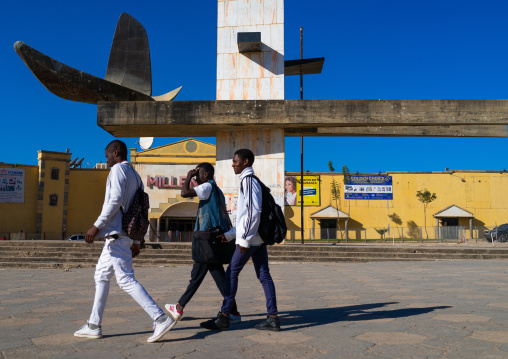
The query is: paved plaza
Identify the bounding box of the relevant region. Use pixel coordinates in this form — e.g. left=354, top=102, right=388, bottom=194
left=1, top=260, right=508, bottom=358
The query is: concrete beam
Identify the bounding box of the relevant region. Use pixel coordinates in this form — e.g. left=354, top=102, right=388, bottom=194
left=286, top=125, right=507, bottom=137
left=97, top=99, right=508, bottom=137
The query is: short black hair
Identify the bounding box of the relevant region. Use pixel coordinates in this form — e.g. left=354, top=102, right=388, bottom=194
left=106, top=140, right=128, bottom=160
left=197, top=162, right=214, bottom=178
left=234, top=149, right=255, bottom=167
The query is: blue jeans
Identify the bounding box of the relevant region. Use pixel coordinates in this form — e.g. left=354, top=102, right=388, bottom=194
left=221, top=244, right=278, bottom=316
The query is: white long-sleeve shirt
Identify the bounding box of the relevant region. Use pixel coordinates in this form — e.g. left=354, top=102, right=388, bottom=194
left=224, top=167, right=263, bottom=248
left=94, top=161, right=142, bottom=238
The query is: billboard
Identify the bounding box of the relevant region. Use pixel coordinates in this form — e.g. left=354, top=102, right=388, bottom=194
left=0, top=168, right=25, bottom=203
left=344, top=175, right=393, bottom=200
left=285, top=175, right=320, bottom=206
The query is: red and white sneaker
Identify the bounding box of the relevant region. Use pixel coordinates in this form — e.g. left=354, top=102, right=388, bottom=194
left=230, top=312, right=242, bottom=324
left=165, top=303, right=183, bottom=321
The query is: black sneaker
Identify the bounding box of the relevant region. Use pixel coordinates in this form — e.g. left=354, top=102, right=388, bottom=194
left=200, top=312, right=231, bottom=331
left=255, top=315, right=281, bottom=331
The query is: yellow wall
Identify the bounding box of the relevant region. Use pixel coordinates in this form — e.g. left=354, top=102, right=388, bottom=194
left=5, top=143, right=508, bottom=242
left=38, top=151, right=70, bottom=237
left=67, top=169, right=109, bottom=234
left=284, top=171, right=508, bottom=240
left=0, top=164, right=39, bottom=235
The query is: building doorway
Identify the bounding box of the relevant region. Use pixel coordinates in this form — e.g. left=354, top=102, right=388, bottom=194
left=163, top=218, right=195, bottom=242
left=441, top=217, right=459, bottom=239
left=320, top=219, right=337, bottom=240
left=153, top=201, right=199, bottom=242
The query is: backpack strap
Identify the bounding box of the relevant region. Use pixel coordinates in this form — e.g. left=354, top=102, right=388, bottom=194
left=127, top=164, right=142, bottom=189
left=240, top=174, right=256, bottom=194
left=240, top=174, right=268, bottom=193
left=212, top=182, right=233, bottom=230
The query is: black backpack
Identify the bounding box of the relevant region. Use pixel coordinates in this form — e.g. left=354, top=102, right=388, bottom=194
left=241, top=174, right=287, bottom=245
left=120, top=165, right=150, bottom=244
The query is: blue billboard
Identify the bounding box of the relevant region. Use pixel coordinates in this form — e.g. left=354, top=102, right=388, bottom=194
left=344, top=176, right=393, bottom=200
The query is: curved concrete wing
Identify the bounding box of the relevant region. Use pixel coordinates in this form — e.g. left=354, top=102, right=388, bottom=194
left=152, top=86, right=182, bottom=101
left=14, top=41, right=154, bottom=105
left=105, top=13, right=152, bottom=96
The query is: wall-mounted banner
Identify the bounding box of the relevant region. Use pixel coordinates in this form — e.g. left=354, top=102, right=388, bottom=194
left=285, top=175, right=320, bottom=206
left=344, top=176, right=393, bottom=200
left=0, top=168, right=25, bottom=203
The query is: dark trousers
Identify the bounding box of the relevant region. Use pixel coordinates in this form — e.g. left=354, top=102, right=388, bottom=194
left=178, top=261, right=238, bottom=314
left=221, top=244, right=278, bottom=316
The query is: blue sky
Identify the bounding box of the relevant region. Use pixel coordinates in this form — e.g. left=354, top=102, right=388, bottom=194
left=2, top=0, right=508, bottom=173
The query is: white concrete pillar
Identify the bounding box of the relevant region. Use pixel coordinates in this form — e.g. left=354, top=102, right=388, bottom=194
left=216, top=0, right=285, bottom=224
left=217, top=0, right=284, bottom=101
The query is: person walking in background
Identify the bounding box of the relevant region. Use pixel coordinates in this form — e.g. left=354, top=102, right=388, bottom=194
left=73, top=140, right=174, bottom=343
left=165, top=163, right=241, bottom=329
left=201, top=149, right=280, bottom=331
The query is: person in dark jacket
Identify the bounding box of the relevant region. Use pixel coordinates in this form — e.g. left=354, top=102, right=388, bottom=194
left=165, top=162, right=241, bottom=329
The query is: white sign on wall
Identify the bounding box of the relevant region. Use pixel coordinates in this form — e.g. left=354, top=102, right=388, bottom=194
left=0, top=168, right=25, bottom=203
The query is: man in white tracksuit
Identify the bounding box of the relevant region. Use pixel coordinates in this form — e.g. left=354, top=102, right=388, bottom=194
left=74, top=140, right=174, bottom=343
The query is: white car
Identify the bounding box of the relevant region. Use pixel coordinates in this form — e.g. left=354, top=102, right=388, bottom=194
left=65, top=234, right=85, bottom=241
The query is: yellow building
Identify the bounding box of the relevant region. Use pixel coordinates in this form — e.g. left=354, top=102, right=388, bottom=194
left=284, top=171, right=508, bottom=241
left=0, top=151, right=109, bottom=240
left=2, top=139, right=508, bottom=242
left=131, top=139, right=216, bottom=242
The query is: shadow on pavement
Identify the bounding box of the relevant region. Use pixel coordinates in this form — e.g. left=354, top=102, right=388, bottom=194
left=102, top=331, right=152, bottom=338
left=156, top=302, right=451, bottom=341
left=278, top=302, right=452, bottom=331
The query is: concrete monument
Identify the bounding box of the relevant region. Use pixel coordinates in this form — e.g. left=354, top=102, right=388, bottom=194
left=14, top=2, right=508, bottom=233
left=14, top=13, right=181, bottom=105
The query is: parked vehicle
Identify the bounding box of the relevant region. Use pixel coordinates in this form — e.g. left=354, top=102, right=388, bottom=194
left=484, top=224, right=508, bottom=242
left=65, top=234, right=85, bottom=241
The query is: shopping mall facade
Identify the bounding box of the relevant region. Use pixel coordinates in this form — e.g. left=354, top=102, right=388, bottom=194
left=1, top=138, right=507, bottom=242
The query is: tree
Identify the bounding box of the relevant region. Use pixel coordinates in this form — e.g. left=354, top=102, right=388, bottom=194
left=416, top=189, right=437, bottom=239
left=342, top=165, right=351, bottom=185
left=328, top=160, right=343, bottom=240
left=328, top=161, right=341, bottom=209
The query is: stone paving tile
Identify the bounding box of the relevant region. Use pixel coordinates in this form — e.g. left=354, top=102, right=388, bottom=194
left=488, top=302, right=508, bottom=309
left=433, top=313, right=492, bottom=323
left=1, top=261, right=508, bottom=358
left=356, top=331, right=428, bottom=345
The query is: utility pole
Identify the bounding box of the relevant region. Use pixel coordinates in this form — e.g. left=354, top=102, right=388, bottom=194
left=300, top=26, right=304, bottom=244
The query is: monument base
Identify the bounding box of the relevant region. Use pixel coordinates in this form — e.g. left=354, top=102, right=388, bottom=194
left=215, top=129, right=285, bottom=226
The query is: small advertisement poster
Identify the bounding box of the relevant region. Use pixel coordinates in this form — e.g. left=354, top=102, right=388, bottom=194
left=285, top=175, right=320, bottom=206
left=0, top=168, right=25, bottom=203
left=344, top=175, right=393, bottom=200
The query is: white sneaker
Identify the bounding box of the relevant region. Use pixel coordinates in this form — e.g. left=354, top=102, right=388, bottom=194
left=147, top=315, right=176, bottom=343
left=230, top=313, right=242, bottom=324
left=165, top=303, right=183, bottom=321
left=74, top=323, right=102, bottom=339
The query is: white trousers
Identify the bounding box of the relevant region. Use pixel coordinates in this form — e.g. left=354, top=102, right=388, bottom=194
left=88, top=237, right=163, bottom=326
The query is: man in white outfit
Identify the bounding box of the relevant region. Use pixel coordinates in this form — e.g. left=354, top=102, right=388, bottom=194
left=74, top=140, right=174, bottom=343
